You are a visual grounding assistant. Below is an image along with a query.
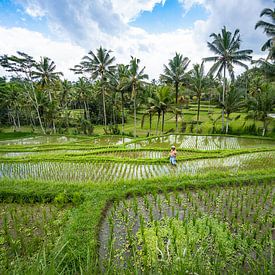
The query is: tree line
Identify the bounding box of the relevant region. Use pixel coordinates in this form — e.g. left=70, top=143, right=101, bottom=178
left=0, top=7, right=274, bottom=136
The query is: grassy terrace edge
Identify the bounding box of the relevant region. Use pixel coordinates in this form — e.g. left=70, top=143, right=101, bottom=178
left=0, top=169, right=274, bottom=273
left=0, top=147, right=274, bottom=164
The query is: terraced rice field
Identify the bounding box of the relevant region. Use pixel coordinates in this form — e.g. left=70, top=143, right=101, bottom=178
left=0, top=151, right=274, bottom=183
left=99, top=182, right=274, bottom=273
left=0, top=203, right=69, bottom=270
left=126, top=135, right=275, bottom=150
left=0, top=134, right=274, bottom=273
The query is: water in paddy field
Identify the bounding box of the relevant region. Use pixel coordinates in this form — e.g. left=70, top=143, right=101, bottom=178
left=1, top=151, right=274, bottom=183
left=126, top=135, right=275, bottom=150
left=98, top=183, right=274, bottom=272
left=78, top=136, right=133, bottom=146
left=0, top=136, right=79, bottom=145
left=0, top=150, right=85, bottom=158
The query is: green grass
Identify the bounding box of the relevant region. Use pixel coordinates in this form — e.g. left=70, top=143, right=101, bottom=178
left=0, top=130, right=274, bottom=273
left=0, top=170, right=274, bottom=273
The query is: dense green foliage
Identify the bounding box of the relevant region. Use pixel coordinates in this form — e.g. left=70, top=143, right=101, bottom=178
left=0, top=6, right=274, bottom=274
left=0, top=11, right=274, bottom=137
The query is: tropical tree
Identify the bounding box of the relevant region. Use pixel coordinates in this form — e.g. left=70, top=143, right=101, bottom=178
left=33, top=57, right=63, bottom=133
left=148, top=86, right=173, bottom=134
left=160, top=53, right=190, bottom=132
left=187, top=62, right=210, bottom=133
left=33, top=57, right=63, bottom=89
left=223, top=86, right=244, bottom=134
left=56, top=79, right=73, bottom=132
left=204, top=26, right=253, bottom=132
left=0, top=80, right=22, bottom=130
left=255, top=8, right=275, bottom=60
left=109, top=64, right=130, bottom=134
left=73, top=46, right=116, bottom=129
left=0, top=52, right=46, bottom=134
left=246, top=83, right=275, bottom=136
left=126, top=57, right=148, bottom=137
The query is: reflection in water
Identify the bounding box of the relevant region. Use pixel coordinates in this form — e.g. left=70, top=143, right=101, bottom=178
left=126, top=135, right=275, bottom=150
left=0, top=136, right=78, bottom=145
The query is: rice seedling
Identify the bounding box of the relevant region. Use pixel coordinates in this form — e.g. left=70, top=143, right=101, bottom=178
left=0, top=203, right=69, bottom=273
left=99, top=181, right=275, bottom=273
left=0, top=134, right=274, bottom=273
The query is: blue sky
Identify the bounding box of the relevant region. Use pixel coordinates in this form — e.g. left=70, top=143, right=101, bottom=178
left=0, top=0, right=272, bottom=79
left=0, top=0, right=49, bottom=34
left=130, top=0, right=209, bottom=33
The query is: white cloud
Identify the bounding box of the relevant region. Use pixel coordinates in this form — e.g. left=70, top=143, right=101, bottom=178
left=111, top=0, right=166, bottom=22
left=0, top=26, right=85, bottom=80
left=1, top=0, right=270, bottom=81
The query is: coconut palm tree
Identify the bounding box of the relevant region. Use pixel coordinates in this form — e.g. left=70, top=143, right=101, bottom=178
left=126, top=57, right=148, bottom=137
left=223, top=86, right=244, bottom=134
left=255, top=8, right=275, bottom=60
left=109, top=64, right=131, bottom=134
left=73, top=47, right=116, bottom=129
left=204, top=26, right=253, bottom=132
left=187, top=62, right=210, bottom=133
left=148, top=86, right=173, bottom=134
left=160, top=53, right=190, bottom=132
left=32, top=57, right=63, bottom=133
left=33, top=57, right=63, bottom=89
left=246, top=83, right=274, bottom=136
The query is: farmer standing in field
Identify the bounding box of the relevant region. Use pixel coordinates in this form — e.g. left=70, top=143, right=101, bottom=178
left=170, top=145, right=177, bottom=166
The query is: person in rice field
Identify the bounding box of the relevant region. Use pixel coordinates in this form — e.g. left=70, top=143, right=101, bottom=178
left=169, top=145, right=177, bottom=166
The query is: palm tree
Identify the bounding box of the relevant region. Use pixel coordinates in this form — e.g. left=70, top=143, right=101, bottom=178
left=0, top=52, right=46, bottom=134
left=109, top=64, right=130, bottom=134
left=187, top=62, right=210, bottom=133
left=160, top=53, right=190, bottom=132
left=74, top=47, right=116, bottom=129
left=148, top=86, right=173, bottom=134
left=255, top=8, right=275, bottom=60
left=204, top=26, right=253, bottom=132
left=127, top=57, right=148, bottom=137
left=223, top=86, right=244, bottom=134
left=33, top=57, right=63, bottom=133
left=246, top=83, right=274, bottom=136
left=33, top=57, right=63, bottom=88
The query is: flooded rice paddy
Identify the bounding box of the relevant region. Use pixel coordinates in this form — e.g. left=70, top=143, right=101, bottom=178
left=99, top=182, right=274, bottom=273
left=126, top=135, right=275, bottom=150
left=0, top=136, right=79, bottom=145
left=0, top=151, right=274, bottom=183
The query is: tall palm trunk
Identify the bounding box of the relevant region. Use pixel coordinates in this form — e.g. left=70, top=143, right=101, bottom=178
left=149, top=112, right=152, bottom=136
left=17, top=111, right=21, bottom=128
left=156, top=112, right=160, bottom=135
left=162, top=110, right=165, bottom=133
left=175, top=82, right=179, bottom=132
left=102, top=88, right=107, bottom=128
left=25, top=72, right=46, bottom=134
left=222, top=66, right=226, bottom=132
left=196, top=94, right=201, bottom=134
left=121, top=92, right=125, bottom=134
left=48, top=90, right=56, bottom=134
left=226, top=113, right=229, bottom=134
left=133, top=84, right=137, bottom=138
left=101, top=74, right=107, bottom=129
left=29, top=87, right=45, bottom=134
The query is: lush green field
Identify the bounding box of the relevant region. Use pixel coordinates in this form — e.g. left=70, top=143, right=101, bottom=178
left=0, top=132, right=274, bottom=274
